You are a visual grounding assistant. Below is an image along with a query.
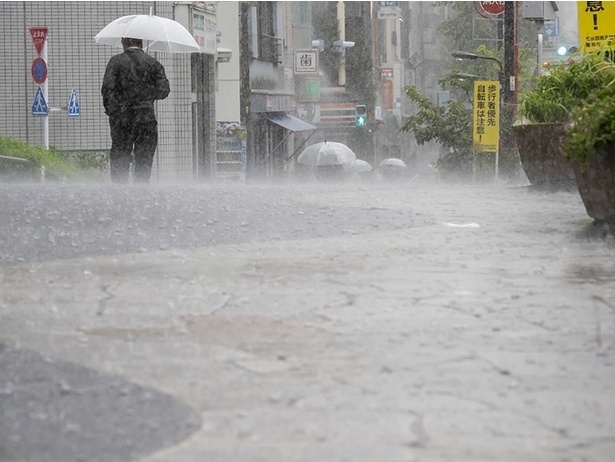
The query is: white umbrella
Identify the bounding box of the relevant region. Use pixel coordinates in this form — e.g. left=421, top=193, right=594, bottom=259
left=94, top=12, right=200, bottom=53
left=297, top=141, right=356, bottom=166
left=343, top=159, right=372, bottom=173
left=379, top=158, right=407, bottom=168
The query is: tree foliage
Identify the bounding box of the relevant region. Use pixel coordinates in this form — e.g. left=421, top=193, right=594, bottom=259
left=311, top=2, right=339, bottom=86
left=311, top=2, right=376, bottom=109
left=436, top=2, right=495, bottom=53
left=435, top=2, right=538, bottom=99
left=346, top=14, right=376, bottom=110
left=401, top=86, right=473, bottom=156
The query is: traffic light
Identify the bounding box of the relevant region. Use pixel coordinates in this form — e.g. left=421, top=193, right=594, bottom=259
left=355, top=104, right=367, bottom=127
left=556, top=44, right=579, bottom=57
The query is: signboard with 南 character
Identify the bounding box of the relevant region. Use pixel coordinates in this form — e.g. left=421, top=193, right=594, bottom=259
left=473, top=81, right=500, bottom=153
left=294, top=50, right=318, bottom=74
left=577, top=1, right=615, bottom=53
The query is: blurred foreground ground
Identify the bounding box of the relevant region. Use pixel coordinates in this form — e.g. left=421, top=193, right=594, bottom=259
left=1, top=180, right=614, bottom=462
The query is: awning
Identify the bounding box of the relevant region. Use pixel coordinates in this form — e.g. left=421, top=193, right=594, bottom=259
left=266, top=114, right=317, bottom=132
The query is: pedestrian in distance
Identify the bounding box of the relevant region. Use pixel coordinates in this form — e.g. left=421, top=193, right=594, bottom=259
left=101, top=37, right=170, bottom=184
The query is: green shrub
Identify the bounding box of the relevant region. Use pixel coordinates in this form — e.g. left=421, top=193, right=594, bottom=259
left=563, top=77, right=615, bottom=165
left=519, top=51, right=615, bottom=124
left=0, top=135, right=104, bottom=180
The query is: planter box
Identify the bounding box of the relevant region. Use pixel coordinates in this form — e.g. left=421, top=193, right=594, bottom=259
left=572, top=142, right=615, bottom=224
left=513, top=123, right=576, bottom=191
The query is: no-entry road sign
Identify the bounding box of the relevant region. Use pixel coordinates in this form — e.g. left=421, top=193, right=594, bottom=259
left=31, top=57, right=48, bottom=84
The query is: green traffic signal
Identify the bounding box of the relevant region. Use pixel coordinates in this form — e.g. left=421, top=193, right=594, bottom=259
left=556, top=45, right=579, bottom=56
left=355, top=104, right=367, bottom=127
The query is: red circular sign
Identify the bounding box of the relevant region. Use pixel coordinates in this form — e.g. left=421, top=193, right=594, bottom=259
left=31, top=57, right=48, bottom=84
left=480, top=1, right=505, bottom=15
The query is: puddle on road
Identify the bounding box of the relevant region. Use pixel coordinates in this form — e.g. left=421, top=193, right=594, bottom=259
left=567, top=264, right=615, bottom=284
left=82, top=315, right=316, bottom=347
left=81, top=326, right=179, bottom=341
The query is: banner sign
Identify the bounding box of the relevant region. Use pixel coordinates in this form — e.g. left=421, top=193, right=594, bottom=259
left=577, top=1, right=615, bottom=52
left=473, top=80, right=500, bottom=152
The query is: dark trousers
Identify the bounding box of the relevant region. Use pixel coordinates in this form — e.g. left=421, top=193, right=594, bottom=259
left=108, top=108, right=158, bottom=183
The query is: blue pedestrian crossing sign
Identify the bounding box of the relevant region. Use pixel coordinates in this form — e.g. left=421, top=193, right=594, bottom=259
left=32, top=86, right=48, bottom=117
left=68, top=88, right=80, bottom=118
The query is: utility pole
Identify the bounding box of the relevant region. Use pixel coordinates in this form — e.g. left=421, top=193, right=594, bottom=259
left=502, top=1, right=517, bottom=175
left=337, top=1, right=346, bottom=86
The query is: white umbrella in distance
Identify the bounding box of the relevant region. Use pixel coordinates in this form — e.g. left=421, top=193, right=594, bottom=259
left=379, top=158, right=407, bottom=168
left=297, top=141, right=356, bottom=166
left=95, top=12, right=200, bottom=53
left=296, top=142, right=325, bottom=165
left=343, top=159, right=373, bottom=173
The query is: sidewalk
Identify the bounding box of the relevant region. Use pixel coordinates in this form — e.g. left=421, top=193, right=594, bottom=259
left=1, top=182, right=614, bottom=461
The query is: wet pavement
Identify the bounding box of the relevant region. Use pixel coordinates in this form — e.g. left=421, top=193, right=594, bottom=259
left=1, top=179, right=614, bottom=461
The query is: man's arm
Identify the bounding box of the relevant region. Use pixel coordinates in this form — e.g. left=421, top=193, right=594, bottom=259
left=153, top=61, right=170, bottom=101
left=101, top=57, right=119, bottom=115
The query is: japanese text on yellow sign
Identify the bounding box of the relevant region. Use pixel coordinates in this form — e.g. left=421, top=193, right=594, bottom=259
left=473, top=81, right=500, bottom=153
left=577, top=1, right=615, bottom=52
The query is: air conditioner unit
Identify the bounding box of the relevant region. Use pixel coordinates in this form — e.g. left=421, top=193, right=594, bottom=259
left=217, top=48, right=232, bottom=63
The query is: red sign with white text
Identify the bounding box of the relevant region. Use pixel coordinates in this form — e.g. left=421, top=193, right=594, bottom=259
left=30, top=27, right=48, bottom=55
left=480, top=1, right=505, bottom=16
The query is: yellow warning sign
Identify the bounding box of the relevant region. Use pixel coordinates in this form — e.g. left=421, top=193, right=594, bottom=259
left=577, top=1, right=615, bottom=52
left=473, top=81, right=500, bottom=153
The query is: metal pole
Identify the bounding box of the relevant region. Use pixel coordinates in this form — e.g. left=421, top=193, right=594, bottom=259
left=42, top=39, right=49, bottom=150
left=536, top=17, right=545, bottom=77
left=502, top=0, right=516, bottom=178
left=538, top=32, right=543, bottom=76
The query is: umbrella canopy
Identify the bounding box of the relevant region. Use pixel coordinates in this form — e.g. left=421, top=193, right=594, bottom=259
left=94, top=13, right=200, bottom=53
left=297, top=142, right=356, bottom=166
left=379, top=158, right=407, bottom=168
left=343, top=159, right=373, bottom=173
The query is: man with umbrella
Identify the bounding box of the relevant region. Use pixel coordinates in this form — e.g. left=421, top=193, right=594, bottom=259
left=101, top=37, right=170, bottom=183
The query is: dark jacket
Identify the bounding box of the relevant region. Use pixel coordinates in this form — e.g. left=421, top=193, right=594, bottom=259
left=101, top=48, right=170, bottom=116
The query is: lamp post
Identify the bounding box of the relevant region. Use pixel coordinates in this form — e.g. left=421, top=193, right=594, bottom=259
left=452, top=51, right=503, bottom=82
left=452, top=72, right=481, bottom=81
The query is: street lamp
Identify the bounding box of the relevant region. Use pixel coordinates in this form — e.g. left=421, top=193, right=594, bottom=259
left=452, top=51, right=503, bottom=82
left=452, top=72, right=481, bottom=81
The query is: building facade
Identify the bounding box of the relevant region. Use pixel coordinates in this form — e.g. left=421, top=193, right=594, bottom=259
left=373, top=1, right=450, bottom=170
